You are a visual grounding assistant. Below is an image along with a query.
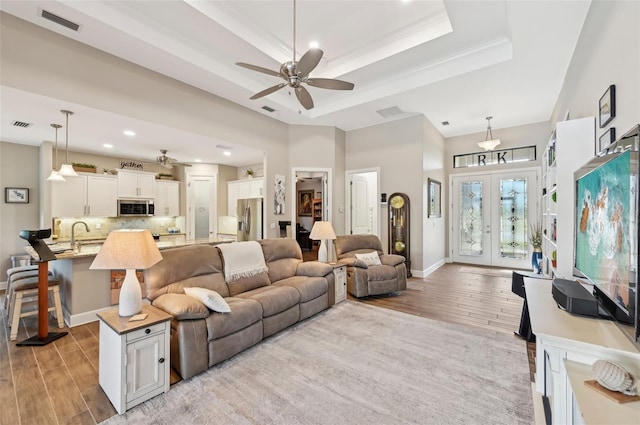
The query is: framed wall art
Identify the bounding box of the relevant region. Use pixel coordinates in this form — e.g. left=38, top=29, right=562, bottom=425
left=5, top=187, right=29, bottom=203
left=427, top=179, right=441, bottom=218
left=599, top=84, right=616, bottom=128
left=597, top=127, right=616, bottom=155
left=297, top=190, right=313, bottom=216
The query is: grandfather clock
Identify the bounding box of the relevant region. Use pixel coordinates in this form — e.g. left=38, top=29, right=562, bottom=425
left=388, top=192, right=411, bottom=277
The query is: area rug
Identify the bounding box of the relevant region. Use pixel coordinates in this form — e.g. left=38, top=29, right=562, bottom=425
left=101, top=302, right=533, bottom=425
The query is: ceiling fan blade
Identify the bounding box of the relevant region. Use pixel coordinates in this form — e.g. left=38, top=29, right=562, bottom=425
left=295, top=86, right=314, bottom=110
left=297, top=49, right=323, bottom=76
left=307, top=78, right=354, bottom=91
left=250, top=83, right=287, bottom=100
left=236, top=62, right=281, bottom=78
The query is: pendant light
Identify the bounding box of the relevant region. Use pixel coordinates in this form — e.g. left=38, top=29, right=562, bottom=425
left=58, top=110, right=78, bottom=177
left=477, top=116, right=501, bottom=151
left=46, top=123, right=65, bottom=182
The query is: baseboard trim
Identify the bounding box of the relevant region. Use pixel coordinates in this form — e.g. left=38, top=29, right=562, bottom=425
left=411, top=259, right=446, bottom=278
left=65, top=299, right=152, bottom=327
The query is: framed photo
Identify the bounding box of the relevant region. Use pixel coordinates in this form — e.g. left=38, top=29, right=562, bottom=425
left=427, top=179, right=441, bottom=218
left=597, top=127, right=616, bottom=155
left=297, top=190, right=313, bottom=216
left=599, top=84, right=616, bottom=128
left=5, top=187, right=29, bottom=203
left=274, top=174, right=285, bottom=215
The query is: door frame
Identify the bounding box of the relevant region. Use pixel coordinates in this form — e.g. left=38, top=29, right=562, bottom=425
left=186, top=174, right=217, bottom=240
left=290, top=167, right=333, bottom=228
left=448, top=166, right=540, bottom=267
left=345, top=167, right=380, bottom=237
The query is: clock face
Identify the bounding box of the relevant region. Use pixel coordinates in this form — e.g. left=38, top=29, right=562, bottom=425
left=390, top=196, right=405, bottom=209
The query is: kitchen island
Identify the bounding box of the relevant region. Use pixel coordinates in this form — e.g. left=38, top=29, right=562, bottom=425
left=50, top=236, right=233, bottom=327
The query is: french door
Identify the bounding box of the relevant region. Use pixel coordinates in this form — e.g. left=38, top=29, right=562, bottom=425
left=451, top=169, right=538, bottom=268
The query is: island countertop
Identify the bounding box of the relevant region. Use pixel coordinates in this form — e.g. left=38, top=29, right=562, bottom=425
left=51, top=236, right=234, bottom=259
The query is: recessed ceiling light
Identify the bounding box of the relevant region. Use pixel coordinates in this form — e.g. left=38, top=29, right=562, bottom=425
left=195, top=158, right=202, bottom=163
left=103, top=143, right=114, bottom=148
left=223, top=151, right=231, bottom=156
left=309, top=41, right=319, bottom=49
left=123, top=130, right=136, bottom=137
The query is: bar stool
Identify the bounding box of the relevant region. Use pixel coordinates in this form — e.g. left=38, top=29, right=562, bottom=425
left=7, top=273, right=64, bottom=341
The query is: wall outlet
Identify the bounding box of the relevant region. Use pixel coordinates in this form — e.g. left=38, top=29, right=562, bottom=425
left=270, top=223, right=275, bottom=229
left=95, top=223, right=101, bottom=230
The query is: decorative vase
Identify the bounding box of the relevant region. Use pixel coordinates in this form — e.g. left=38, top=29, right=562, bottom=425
left=531, top=249, right=543, bottom=274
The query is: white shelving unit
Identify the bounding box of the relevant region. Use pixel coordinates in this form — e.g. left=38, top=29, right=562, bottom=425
left=541, top=117, right=595, bottom=279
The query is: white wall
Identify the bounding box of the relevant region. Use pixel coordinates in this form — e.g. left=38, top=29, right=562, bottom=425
left=0, top=142, right=41, bottom=281
left=551, top=1, right=639, bottom=137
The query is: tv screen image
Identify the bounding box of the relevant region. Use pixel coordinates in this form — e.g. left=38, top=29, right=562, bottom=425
left=575, top=150, right=633, bottom=314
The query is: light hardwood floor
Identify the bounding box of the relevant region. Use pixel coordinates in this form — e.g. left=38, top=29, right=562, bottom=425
left=1, top=262, right=533, bottom=425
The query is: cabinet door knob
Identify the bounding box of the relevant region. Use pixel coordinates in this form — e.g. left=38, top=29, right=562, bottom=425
left=145, top=328, right=151, bottom=334
left=159, top=358, right=165, bottom=364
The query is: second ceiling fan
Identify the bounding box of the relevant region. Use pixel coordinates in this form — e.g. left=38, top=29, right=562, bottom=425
left=236, top=0, right=354, bottom=110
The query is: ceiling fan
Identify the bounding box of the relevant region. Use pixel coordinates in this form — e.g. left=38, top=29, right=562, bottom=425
left=236, top=0, right=354, bottom=110
left=156, top=149, right=191, bottom=168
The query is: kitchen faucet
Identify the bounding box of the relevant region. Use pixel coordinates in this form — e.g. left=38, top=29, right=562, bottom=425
left=71, top=221, right=90, bottom=249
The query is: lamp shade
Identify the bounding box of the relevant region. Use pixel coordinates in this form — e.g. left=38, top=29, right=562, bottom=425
left=477, top=139, right=501, bottom=151
left=309, top=221, right=336, bottom=240
left=90, top=229, right=162, bottom=270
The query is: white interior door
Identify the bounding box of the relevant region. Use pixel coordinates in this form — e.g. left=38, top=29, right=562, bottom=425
left=187, top=176, right=216, bottom=240
left=452, top=169, right=538, bottom=268
left=351, top=174, right=371, bottom=234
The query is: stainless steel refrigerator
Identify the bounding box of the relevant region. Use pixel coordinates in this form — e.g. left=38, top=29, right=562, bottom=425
left=237, top=198, right=263, bottom=241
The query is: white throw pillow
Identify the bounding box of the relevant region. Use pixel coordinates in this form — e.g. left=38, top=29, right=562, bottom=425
left=355, top=251, right=382, bottom=266
left=184, top=287, right=231, bottom=313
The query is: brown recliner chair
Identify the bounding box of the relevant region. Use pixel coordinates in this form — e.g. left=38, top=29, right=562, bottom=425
left=334, top=234, right=407, bottom=298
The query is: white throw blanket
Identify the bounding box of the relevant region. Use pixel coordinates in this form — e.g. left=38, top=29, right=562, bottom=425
left=217, top=241, right=268, bottom=283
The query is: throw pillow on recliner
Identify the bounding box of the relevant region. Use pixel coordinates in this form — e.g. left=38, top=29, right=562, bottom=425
left=354, top=251, right=382, bottom=266
left=184, top=287, right=231, bottom=313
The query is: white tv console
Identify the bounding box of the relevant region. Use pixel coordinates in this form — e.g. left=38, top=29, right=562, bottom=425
left=524, top=278, right=640, bottom=425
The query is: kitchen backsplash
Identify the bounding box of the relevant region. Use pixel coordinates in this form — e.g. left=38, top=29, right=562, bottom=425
left=53, top=216, right=184, bottom=241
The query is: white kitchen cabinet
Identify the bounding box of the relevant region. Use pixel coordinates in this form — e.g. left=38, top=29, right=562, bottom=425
left=117, top=170, right=156, bottom=199
left=52, top=174, right=117, bottom=217
left=227, top=178, right=263, bottom=216
left=97, top=305, right=171, bottom=415
left=154, top=180, right=180, bottom=216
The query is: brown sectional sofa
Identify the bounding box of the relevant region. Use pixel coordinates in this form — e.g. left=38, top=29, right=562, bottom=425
left=144, top=238, right=334, bottom=380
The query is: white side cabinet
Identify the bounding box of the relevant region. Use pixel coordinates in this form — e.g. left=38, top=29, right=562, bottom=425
left=51, top=174, right=117, bottom=217
left=97, top=305, right=172, bottom=415
left=117, top=170, right=156, bottom=199
left=331, top=263, right=347, bottom=304
left=154, top=180, right=180, bottom=216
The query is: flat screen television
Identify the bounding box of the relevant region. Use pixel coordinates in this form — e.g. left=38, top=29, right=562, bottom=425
left=573, top=125, right=639, bottom=342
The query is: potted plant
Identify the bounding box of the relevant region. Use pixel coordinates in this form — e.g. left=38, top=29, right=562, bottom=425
left=529, top=221, right=543, bottom=273
left=72, top=162, right=97, bottom=173
left=156, top=172, right=174, bottom=180
left=245, top=168, right=254, bottom=179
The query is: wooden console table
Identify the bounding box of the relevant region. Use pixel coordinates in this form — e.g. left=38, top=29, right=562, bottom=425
left=524, top=278, right=640, bottom=425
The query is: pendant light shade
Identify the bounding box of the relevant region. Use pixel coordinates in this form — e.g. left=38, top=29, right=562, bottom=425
left=46, top=123, right=65, bottom=182
left=59, top=110, right=78, bottom=177
left=477, top=116, right=501, bottom=151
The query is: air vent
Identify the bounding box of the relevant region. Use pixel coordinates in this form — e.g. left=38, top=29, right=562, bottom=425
left=376, top=106, right=403, bottom=118
left=261, top=105, right=276, bottom=113
left=442, top=121, right=450, bottom=126
left=41, top=9, right=80, bottom=32
left=12, top=121, right=33, bottom=128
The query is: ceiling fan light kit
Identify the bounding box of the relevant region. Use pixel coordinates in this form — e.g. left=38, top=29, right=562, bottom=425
left=236, top=0, right=354, bottom=110
left=477, top=116, right=501, bottom=151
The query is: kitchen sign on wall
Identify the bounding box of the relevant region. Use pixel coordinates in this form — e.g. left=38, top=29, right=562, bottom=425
left=120, top=159, right=144, bottom=170
left=453, top=146, right=536, bottom=169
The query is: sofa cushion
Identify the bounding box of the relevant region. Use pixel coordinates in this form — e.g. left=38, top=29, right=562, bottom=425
left=259, top=239, right=303, bottom=282
left=296, top=261, right=333, bottom=277
left=335, top=234, right=384, bottom=259
left=237, top=285, right=300, bottom=317
left=145, top=245, right=229, bottom=300
left=205, top=297, right=263, bottom=341
left=184, top=287, right=231, bottom=313
left=226, top=272, right=271, bottom=297
left=366, top=264, right=398, bottom=281
left=153, top=293, right=210, bottom=320
left=273, top=275, right=327, bottom=303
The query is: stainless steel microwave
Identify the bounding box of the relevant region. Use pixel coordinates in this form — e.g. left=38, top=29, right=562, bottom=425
left=117, top=199, right=154, bottom=217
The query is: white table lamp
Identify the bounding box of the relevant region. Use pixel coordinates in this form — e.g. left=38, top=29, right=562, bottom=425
left=309, top=221, right=336, bottom=263
left=90, top=229, right=162, bottom=316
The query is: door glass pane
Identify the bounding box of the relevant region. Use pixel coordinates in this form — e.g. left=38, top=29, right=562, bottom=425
left=459, top=181, right=484, bottom=256
left=194, top=180, right=210, bottom=239
left=500, top=178, right=527, bottom=259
